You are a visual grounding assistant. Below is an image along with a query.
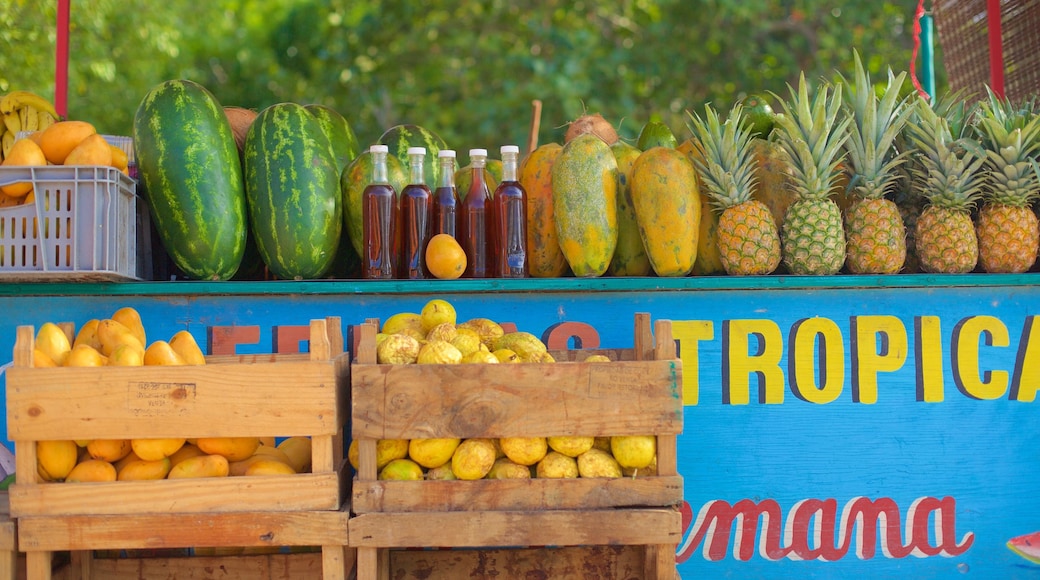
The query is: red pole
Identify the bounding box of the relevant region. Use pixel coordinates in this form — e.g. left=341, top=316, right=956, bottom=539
left=56, top=0, right=70, bottom=118
left=987, top=0, right=1005, bottom=99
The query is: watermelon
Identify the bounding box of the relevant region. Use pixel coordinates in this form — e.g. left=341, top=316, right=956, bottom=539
left=340, top=150, right=408, bottom=258
left=379, top=124, right=448, bottom=190
left=244, top=102, right=342, bottom=280
left=133, top=79, right=247, bottom=281
left=305, top=104, right=360, bottom=176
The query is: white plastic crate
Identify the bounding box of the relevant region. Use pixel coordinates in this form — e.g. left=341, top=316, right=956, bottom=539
left=0, top=165, right=139, bottom=281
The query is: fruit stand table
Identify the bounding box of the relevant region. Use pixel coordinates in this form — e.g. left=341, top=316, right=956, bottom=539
left=1, top=274, right=1039, bottom=579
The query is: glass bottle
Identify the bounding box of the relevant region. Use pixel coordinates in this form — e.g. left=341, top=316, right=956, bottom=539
left=459, top=148, right=492, bottom=278
left=361, top=144, right=398, bottom=279
left=399, top=147, right=432, bottom=279
left=431, top=149, right=460, bottom=238
left=491, top=145, right=528, bottom=277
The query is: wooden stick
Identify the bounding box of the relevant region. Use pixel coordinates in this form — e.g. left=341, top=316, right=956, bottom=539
left=526, top=99, right=542, bottom=155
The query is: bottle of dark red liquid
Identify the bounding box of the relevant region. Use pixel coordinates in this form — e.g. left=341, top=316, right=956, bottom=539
left=431, top=149, right=459, bottom=238
left=399, top=147, right=432, bottom=279
left=459, top=148, right=491, bottom=278
left=491, top=145, right=528, bottom=278
left=362, top=144, right=398, bottom=279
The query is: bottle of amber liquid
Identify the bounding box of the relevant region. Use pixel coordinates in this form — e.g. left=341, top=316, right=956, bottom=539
left=431, top=149, right=459, bottom=238
left=491, top=145, right=528, bottom=277
left=459, top=148, right=492, bottom=278
left=399, top=147, right=432, bottom=279
left=361, top=144, right=398, bottom=279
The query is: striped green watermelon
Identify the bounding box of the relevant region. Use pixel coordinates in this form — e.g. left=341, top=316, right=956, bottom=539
left=244, top=102, right=342, bottom=280
left=340, top=149, right=407, bottom=258
left=379, top=124, right=448, bottom=190
left=133, top=79, right=247, bottom=281
left=305, top=104, right=360, bottom=176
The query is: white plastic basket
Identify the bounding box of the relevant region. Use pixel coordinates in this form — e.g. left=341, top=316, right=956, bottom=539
left=0, top=165, right=139, bottom=281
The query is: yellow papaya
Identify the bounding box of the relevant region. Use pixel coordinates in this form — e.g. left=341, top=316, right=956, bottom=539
left=608, top=140, right=651, bottom=276
left=520, top=143, right=569, bottom=277
left=679, top=138, right=725, bottom=275
left=551, top=133, right=618, bottom=277
left=630, top=147, right=700, bottom=276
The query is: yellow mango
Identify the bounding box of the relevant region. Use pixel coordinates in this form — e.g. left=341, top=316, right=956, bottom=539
left=113, top=450, right=142, bottom=473
left=252, top=444, right=294, bottom=466
left=97, top=318, right=144, bottom=357
left=196, top=437, right=260, bottom=462
left=33, top=348, right=57, bottom=368
left=35, top=322, right=72, bottom=366
left=168, top=443, right=205, bottom=468
left=110, top=144, right=129, bottom=171
left=63, top=133, right=113, bottom=167
left=37, top=440, right=79, bottom=481
left=244, top=458, right=296, bottom=476
left=167, top=454, right=229, bottom=479
left=64, top=344, right=106, bottom=367
left=73, top=319, right=103, bottom=350
left=168, top=330, right=206, bottom=365
left=143, top=340, right=185, bottom=366
left=38, top=120, right=97, bottom=164
left=108, top=343, right=145, bottom=367
left=131, top=438, right=186, bottom=461
left=65, top=459, right=117, bottom=483
left=111, top=307, right=146, bottom=346
left=87, top=439, right=133, bottom=462
left=277, top=437, right=312, bottom=473
left=117, top=457, right=172, bottom=481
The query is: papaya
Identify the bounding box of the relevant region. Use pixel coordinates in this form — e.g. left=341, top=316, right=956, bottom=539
left=551, top=133, right=618, bottom=277
left=520, top=143, right=569, bottom=277
left=630, top=147, right=700, bottom=276
left=608, top=140, right=651, bottom=276
left=678, top=138, right=725, bottom=275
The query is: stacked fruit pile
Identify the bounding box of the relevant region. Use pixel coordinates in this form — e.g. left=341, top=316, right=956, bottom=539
left=350, top=299, right=659, bottom=481
left=28, top=307, right=315, bottom=483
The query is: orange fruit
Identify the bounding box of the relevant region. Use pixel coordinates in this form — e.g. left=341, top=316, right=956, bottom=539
left=64, top=133, right=113, bottom=167
left=425, top=233, right=467, bottom=279
left=1, top=139, right=47, bottom=197
left=39, top=120, right=97, bottom=164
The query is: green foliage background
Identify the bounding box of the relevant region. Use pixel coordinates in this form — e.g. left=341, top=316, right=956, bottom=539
left=0, top=0, right=945, bottom=151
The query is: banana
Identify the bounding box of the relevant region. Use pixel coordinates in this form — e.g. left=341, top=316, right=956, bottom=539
left=2, top=131, right=15, bottom=158
left=22, top=106, right=39, bottom=132
left=2, top=111, right=21, bottom=136
left=0, top=90, right=58, bottom=118
left=37, top=109, right=55, bottom=131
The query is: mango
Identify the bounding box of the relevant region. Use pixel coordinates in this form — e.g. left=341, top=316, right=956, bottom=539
left=65, top=459, right=118, bottom=483
left=38, top=120, right=97, bottom=164
left=110, top=307, right=146, bottom=346
left=117, top=457, right=172, bottom=481
left=167, top=443, right=205, bottom=468
left=131, top=438, right=186, bottom=461
left=64, top=133, right=113, bottom=167
left=97, top=318, right=144, bottom=357
left=35, top=322, right=72, bottom=366
left=64, top=344, right=107, bottom=367
left=37, top=440, right=79, bottom=481
left=108, top=343, right=144, bottom=366
left=143, top=340, right=185, bottom=366
left=72, top=319, right=103, bottom=350
left=1, top=139, right=47, bottom=196
left=196, top=437, right=260, bottom=462
left=87, top=439, right=133, bottom=462
left=276, top=437, right=312, bottom=473
left=113, top=450, right=142, bottom=473
left=244, top=458, right=296, bottom=476
left=167, top=454, right=229, bottom=479
left=169, top=330, right=206, bottom=365
left=32, top=348, right=58, bottom=368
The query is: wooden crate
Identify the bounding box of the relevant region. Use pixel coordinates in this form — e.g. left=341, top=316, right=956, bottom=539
left=349, top=312, right=683, bottom=580
left=5, top=318, right=352, bottom=580
left=1, top=492, right=19, bottom=580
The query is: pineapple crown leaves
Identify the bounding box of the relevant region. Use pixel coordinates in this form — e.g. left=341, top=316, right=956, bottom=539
left=770, top=72, right=851, bottom=201
left=685, top=102, right=759, bottom=213
left=838, top=50, right=914, bottom=200
left=904, top=97, right=987, bottom=211
left=973, top=87, right=1040, bottom=206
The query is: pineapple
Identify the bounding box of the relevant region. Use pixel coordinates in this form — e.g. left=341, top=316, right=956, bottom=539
left=840, top=52, right=914, bottom=274
left=686, top=103, right=781, bottom=275
left=903, top=97, right=987, bottom=273
left=772, top=73, right=851, bottom=275
left=973, top=90, right=1040, bottom=273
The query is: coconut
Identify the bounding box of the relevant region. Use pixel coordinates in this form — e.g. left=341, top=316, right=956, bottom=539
left=564, top=113, right=619, bottom=145
left=223, top=106, right=258, bottom=154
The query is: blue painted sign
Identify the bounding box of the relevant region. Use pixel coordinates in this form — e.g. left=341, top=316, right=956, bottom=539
left=0, top=280, right=1037, bottom=578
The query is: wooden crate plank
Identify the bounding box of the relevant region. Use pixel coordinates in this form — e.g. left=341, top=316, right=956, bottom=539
left=351, top=359, right=682, bottom=440
left=9, top=472, right=342, bottom=517
left=352, top=476, right=684, bottom=513
left=349, top=508, right=681, bottom=548
left=7, top=362, right=343, bottom=440
left=17, top=510, right=349, bottom=551
left=389, top=545, right=649, bottom=580
left=62, top=552, right=326, bottom=580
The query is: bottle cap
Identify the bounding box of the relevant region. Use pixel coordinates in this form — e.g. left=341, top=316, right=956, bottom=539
left=501, top=145, right=520, bottom=155
left=369, top=144, right=389, bottom=154
left=469, top=148, right=488, bottom=157
left=438, top=149, right=457, bottom=158
left=407, top=147, right=427, bottom=156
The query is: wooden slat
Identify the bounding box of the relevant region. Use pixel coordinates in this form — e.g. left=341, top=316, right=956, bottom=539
left=351, top=359, right=682, bottom=440
left=64, top=552, right=328, bottom=580
left=389, top=545, right=648, bottom=580
left=7, top=361, right=342, bottom=440
left=17, top=509, right=349, bottom=551
left=9, top=472, right=342, bottom=517
left=352, top=475, right=684, bottom=513
left=349, top=508, right=681, bottom=548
